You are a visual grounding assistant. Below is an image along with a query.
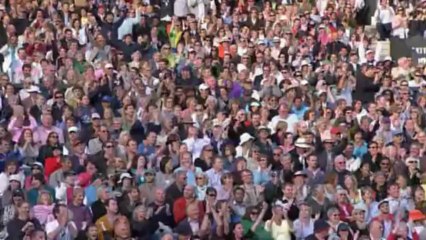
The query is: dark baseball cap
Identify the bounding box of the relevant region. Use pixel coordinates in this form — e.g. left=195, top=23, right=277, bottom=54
left=314, top=219, right=330, bottom=232
left=12, top=189, right=25, bottom=198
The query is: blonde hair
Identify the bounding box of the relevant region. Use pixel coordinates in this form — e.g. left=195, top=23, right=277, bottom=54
left=37, top=191, right=52, bottom=205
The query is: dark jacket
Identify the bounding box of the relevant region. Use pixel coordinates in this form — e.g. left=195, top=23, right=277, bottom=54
left=91, top=199, right=107, bottom=223
left=353, top=71, right=381, bottom=104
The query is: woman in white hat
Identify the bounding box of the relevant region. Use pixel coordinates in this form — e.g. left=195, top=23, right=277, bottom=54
left=236, top=133, right=255, bottom=160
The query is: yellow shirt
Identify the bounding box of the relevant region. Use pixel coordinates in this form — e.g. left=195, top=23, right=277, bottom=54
left=264, top=220, right=292, bottom=240
left=95, top=215, right=113, bottom=240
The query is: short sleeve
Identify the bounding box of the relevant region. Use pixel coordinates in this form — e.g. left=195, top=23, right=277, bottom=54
left=45, top=220, right=59, bottom=235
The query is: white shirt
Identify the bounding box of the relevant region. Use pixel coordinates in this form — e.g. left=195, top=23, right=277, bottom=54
left=374, top=6, right=395, bottom=24
left=205, top=168, right=223, bottom=188
left=55, top=182, right=68, bottom=203
left=293, top=219, right=314, bottom=240
left=45, top=220, right=77, bottom=240
left=182, top=136, right=211, bottom=161
left=270, top=114, right=299, bottom=133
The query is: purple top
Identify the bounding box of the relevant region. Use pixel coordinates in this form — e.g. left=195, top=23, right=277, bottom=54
left=67, top=203, right=92, bottom=230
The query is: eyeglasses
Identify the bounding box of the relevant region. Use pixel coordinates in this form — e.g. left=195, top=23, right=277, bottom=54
left=105, top=145, right=113, bottom=148
left=251, top=211, right=259, bottom=215
left=208, top=194, right=217, bottom=197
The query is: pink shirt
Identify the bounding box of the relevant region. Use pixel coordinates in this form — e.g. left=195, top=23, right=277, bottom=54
left=35, top=126, right=65, bottom=145
left=7, top=116, right=37, bottom=143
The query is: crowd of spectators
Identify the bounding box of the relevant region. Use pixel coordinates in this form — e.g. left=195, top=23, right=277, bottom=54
left=0, top=0, right=425, bottom=239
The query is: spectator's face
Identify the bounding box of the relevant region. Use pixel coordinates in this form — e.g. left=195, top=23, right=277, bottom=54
left=183, top=186, right=194, bottom=199
left=369, top=143, right=378, bottom=155
left=213, top=158, right=223, bottom=170
left=87, top=226, right=98, bottom=240
left=32, top=178, right=41, bottom=188
left=74, top=192, right=84, bottom=205
left=300, top=205, right=311, bottom=218
left=234, top=189, right=244, bottom=202
left=307, top=156, right=318, bottom=168
left=233, top=223, right=244, bottom=238
left=147, top=132, right=157, bottom=145
left=177, top=173, right=187, bottom=185
left=335, top=157, right=346, bottom=171
left=42, top=114, right=53, bottom=127
left=30, top=230, right=46, bottom=240
left=18, top=202, right=30, bottom=216
left=144, top=172, right=155, bottom=183
left=283, top=185, right=294, bottom=199
left=107, top=200, right=118, bottom=214
left=241, top=171, right=253, bottom=184
left=379, top=203, right=389, bottom=214
left=127, top=140, right=137, bottom=153
left=155, top=189, right=165, bottom=203
left=388, top=185, right=400, bottom=198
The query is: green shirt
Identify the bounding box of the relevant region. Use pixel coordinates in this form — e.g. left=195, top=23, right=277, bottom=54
left=241, top=219, right=273, bottom=240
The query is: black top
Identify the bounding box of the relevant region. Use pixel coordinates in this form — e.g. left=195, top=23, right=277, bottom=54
left=6, top=217, right=41, bottom=240
left=91, top=199, right=107, bottom=223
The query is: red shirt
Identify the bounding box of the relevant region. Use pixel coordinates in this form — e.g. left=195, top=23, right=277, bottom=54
left=44, top=157, right=62, bottom=178
left=172, top=198, right=205, bottom=224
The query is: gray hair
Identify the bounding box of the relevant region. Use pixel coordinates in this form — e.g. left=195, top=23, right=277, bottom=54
left=132, top=205, right=147, bottom=221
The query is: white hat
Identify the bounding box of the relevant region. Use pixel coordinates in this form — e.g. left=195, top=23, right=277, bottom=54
left=212, top=118, right=222, bottom=127
left=257, top=125, right=271, bottom=133
left=354, top=203, right=368, bottom=212
left=239, top=133, right=254, bottom=145
left=221, top=37, right=230, bottom=43
left=322, top=131, right=334, bottom=143
left=199, top=84, right=209, bottom=90
left=301, top=60, right=310, bottom=66
left=68, top=126, right=79, bottom=133
left=316, top=90, right=327, bottom=96
left=237, top=64, right=247, bottom=73
left=160, top=16, right=172, bottom=22
left=295, top=138, right=312, bottom=148
left=9, top=174, right=21, bottom=183
left=273, top=37, right=280, bottom=42
left=118, top=173, right=133, bottom=183
left=257, top=39, right=266, bottom=45
left=366, top=49, right=374, bottom=54
left=251, top=91, right=260, bottom=101
left=105, top=63, right=113, bottom=69
left=250, top=102, right=260, bottom=107
left=405, top=157, right=420, bottom=165
left=384, top=56, right=393, bottom=62
left=27, top=85, right=41, bottom=93
left=301, top=80, right=309, bottom=85
left=91, top=112, right=101, bottom=119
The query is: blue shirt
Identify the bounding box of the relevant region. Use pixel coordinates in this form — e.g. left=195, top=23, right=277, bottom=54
left=353, top=142, right=368, bottom=159
left=84, top=185, right=98, bottom=206
left=137, top=142, right=156, bottom=157
left=291, top=105, right=309, bottom=120
left=253, top=169, right=271, bottom=185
